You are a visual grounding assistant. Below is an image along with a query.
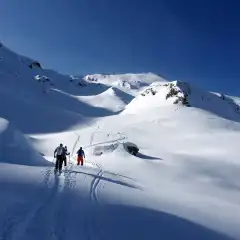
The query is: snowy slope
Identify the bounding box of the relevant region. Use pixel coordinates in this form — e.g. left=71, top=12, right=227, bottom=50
left=8, top=102, right=239, bottom=240
left=0, top=42, right=240, bottom=240
left=0, top=117, right=49, bottom=166
left=0, top=43, right=164, bottom=121
left=77, top=87, right=134, bottom=112
left=124, top=81, right=240, bottom=122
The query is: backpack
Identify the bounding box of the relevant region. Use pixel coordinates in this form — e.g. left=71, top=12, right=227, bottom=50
left=63, top=148, right=69, bottom=156
left=56, top=146, right=64, bottom=156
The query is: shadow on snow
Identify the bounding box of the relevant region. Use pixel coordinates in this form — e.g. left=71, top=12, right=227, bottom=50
left=0, top=169, right=236, bottom=240
left=95, top=204, right=235, bottom=240
left=69, top=170, right=141, bottom=190
left=136, top=152, right=162, bottom=160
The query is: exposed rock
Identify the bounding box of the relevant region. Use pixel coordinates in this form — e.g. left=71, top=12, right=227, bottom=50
left=123, top=142, right=139, bottom=156
left=220, top=93, right=226, bottom=100
left=140, top=81, right=191, bottom=107
left=29, top=61, right=42, bottom=69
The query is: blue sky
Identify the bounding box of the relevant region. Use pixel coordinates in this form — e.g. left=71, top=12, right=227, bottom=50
left=0, top=0, right=239, bottom=95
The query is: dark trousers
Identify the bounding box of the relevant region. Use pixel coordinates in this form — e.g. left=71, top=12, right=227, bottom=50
left=63, top=156, right=67, bottom=166
left=55, top=155, right=63, bottom=171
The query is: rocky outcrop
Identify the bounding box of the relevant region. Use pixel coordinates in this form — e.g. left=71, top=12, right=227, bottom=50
left=123, top=142, right=139, bottom=156
left=29, top=61, right=42, bottom=69
left=140, top=81, right=191, bottom=107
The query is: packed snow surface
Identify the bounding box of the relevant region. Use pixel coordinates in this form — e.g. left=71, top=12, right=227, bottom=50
left=0, top=42, right=240, bottom=240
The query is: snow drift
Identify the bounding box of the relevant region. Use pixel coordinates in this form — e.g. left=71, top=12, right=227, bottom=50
left=0, top=118, right=49, bottom=166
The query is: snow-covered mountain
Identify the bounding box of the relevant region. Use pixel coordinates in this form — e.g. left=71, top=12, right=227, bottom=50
left=124, top=81, right=240, bottom=121
left=0, top=42, right=240, bottom=240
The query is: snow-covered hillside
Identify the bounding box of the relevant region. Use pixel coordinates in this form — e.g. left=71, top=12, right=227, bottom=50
left=124, top=81, right=240, bottom=122
left=0, top=42, right=240, bottom=240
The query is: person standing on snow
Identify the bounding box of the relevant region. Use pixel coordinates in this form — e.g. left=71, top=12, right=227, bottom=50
left=63, top=146, right=70, bottom=167
left=54, top=143, right=64, bottom=173
left=77, top=147, right=85, bottom=166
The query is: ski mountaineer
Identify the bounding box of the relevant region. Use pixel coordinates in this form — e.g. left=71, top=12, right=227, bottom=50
left=63, top=146, right=70, bottom=167
left=54, top=143, right=64, bottom=173
left=77, top=147, right=85, bottom=166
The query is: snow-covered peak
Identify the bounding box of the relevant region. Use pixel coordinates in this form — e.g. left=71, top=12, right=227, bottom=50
left=124, top=80, right=240, bottom=122
left=84, top=73, right=168, bottom=91
left=123, top=81, right=191, bottom=113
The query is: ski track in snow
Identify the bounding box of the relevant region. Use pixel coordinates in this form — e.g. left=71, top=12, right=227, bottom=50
left=10, top=168, right=59, bottom=240
left=51, top=161, right=78, bottom=240
left=0, top=159, right=122, bottom=240
left=0, top=163, right=79, bottom=240
left=89, top=162, right=104, bottom=203
left=90, top=169, right=103, bottom=203
left=0, top=166, right=54, bottom=240
left=64, top=162, right=77, bottom=190
left=85, top=162, right=104, bottom=240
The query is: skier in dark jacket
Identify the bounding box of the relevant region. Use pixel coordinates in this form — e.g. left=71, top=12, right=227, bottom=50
left=63, top=146, right=70, bottom=167
left=54, top=143, right=64, bottom=173
left=77, top=147, right=85, bottom=166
